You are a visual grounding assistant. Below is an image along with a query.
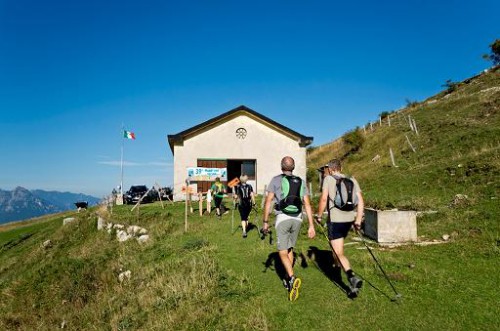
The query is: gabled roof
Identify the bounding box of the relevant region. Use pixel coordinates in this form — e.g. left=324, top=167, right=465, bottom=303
left=167, top=105, right=313, bottom=154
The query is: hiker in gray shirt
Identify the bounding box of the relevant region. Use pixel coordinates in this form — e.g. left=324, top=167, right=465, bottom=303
left=263, top=156, right=315, bottom=301
left=316, top=158, right=365, bottom=296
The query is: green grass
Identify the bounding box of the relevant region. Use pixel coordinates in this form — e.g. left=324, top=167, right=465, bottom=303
left=1, top=68, right=499, bottom=330
left=0, top=198, right=498, bottom=330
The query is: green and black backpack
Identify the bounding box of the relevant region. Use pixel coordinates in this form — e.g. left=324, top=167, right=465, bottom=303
left=277, top=175, right=304, bottom=215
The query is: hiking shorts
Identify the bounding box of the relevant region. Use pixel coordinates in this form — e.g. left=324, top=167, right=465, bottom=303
left=238, top=202, right=252, bottom=220
left=214, top=196, right=223, bottom=208
left=275, top=213, right=302, bottom=251
left=327, top=221, right=354, bottom=240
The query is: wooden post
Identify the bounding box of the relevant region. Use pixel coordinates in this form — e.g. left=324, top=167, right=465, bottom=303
left=389, top=147, right=398, bottom=167
left=184, top=193, right=188, bottom=232
left=131, top=185, right=155, bottom=211
left=199, top=193, right=203, bottom=216
left=189, top=192, right=193, bottom=214
left=408, top=115, right=414, bottom=131
left=379, top=117, right=382, bottom=126
left=388, top=116, right=391, bottom=126
left=155, top=182, right=164, bottom=209
left=412, top=118, right=419, bottom=135
left=405, top=134, right=417, bottom=152
left=370, top=122, right=373, bottom=131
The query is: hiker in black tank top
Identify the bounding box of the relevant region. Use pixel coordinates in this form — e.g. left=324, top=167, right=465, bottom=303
left=234, top=174, right=255, bottom=238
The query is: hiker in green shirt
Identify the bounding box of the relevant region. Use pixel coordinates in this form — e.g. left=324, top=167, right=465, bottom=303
left=210, top=177, right=227, bottom=217
left=263, top=156, right=316, bottom=301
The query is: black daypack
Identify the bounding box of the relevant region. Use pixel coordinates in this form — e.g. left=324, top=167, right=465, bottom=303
left=330, top=176, right=358, bottom=211
left=237, top=184, right=252, bottom=206
left=278, top=175, right=304, bottom=215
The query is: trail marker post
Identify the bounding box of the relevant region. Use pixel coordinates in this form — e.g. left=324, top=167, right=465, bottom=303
left=390, top=148, right=398, bottom=167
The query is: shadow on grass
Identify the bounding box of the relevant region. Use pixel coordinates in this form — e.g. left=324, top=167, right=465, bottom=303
left=307, top=246, right=397, bottom=302
left=305, top=246, right=352, bottom=297
left=261, top=250, right=309, bottom=285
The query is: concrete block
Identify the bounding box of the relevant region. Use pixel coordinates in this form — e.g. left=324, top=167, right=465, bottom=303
left=364, top=208, right=417, bottom=243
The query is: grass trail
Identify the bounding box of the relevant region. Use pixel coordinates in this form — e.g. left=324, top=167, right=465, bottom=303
left=177, top=199, right=499, bottom=330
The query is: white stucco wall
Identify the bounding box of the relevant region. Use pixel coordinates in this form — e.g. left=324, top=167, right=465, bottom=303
left=171, top=114, right=308, bottom=200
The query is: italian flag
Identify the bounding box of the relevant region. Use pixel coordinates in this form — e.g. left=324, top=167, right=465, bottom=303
left=124, top=130, right=136, bottom=140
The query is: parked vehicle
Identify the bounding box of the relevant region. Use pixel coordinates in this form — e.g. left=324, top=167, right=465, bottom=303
left=124, top=185, right=154, bottom=204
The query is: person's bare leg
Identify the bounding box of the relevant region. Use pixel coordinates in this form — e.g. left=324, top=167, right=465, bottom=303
left=331, top=238, right=351, bottom=271
left=279, top=249, right=294, bottom=278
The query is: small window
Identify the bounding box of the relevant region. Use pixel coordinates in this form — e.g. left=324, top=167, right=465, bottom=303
left=241, top=161, right=255, bottom=177
left=235, top=128, right=247, bottom=139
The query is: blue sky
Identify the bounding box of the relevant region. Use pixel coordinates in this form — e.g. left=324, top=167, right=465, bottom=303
left=0, top=0, right=498, bottom=198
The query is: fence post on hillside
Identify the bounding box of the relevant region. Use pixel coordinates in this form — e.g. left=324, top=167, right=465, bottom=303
left=379, top=117, right=382, bottom=126
left=405, top=134, right=417, bottom=153
left=389, top=147, right=398, bottom=167
left=388, top=116, right=391, bottom=127
left=370, top=122, right=373, bottom=131
left=408, top=115, right=414, bottom=131
left=412, top=118, right=419, bottom=135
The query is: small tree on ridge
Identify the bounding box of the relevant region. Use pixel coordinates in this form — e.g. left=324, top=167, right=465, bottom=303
left=482, top=39, right=500, bottom=66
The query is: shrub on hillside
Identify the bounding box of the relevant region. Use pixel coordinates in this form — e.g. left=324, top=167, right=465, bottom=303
left=405, top=98, right=419, bottom=108
left=442, top=79, right=459, bottom=94
left=306, top=167, right=317, bottom=184
left=379, top=110, right=393, bottom=119
left=342, top=127, right=365, bottom=155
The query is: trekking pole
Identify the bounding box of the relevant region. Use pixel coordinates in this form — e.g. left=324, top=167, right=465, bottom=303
left=355, top=229, right=402, bottom=301
left=231, top=199, right=235, bottom=234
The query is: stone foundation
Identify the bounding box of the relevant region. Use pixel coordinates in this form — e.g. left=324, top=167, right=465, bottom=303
left=364, top=208, right=417, bottom=243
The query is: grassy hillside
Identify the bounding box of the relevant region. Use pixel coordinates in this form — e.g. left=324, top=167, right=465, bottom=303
left=309, top=67, right=499, bottom=207
left=1, top=69, right=499, bottom=330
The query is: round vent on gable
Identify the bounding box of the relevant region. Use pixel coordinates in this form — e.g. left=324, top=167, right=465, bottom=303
left=235, top=128, right=247, bottom=139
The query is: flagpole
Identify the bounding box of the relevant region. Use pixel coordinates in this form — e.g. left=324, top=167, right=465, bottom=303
left=120, top=124, right=124, bottom=195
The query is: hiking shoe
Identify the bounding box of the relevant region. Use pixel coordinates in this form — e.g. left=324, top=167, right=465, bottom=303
left=282, top=278, right=289, bottom=290
left=288, top=276, right=301, bottom=301
left=242, top=232, right=247, bottom=238
left=349, top=275, right=363, bottom=290
left=347, top=287, right=359, bottom=299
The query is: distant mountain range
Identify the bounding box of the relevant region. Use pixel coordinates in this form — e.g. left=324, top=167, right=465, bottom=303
left=0, top=187, right=100, bottom=224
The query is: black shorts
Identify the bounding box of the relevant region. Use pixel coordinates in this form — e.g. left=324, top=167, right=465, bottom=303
left=214, top=196, right=223, bottom=208
left=238, top=203, right=252, bottom=220
left=327, top=221, right=354, bottom=240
